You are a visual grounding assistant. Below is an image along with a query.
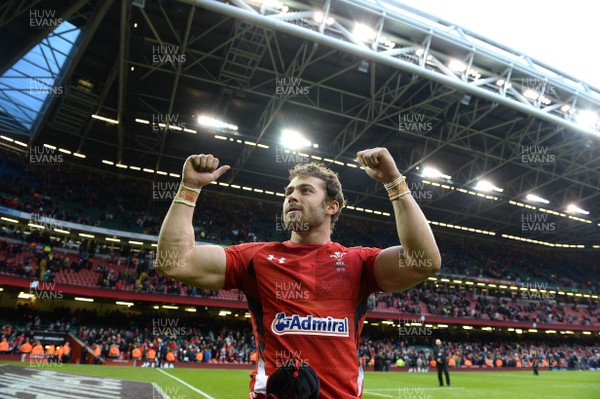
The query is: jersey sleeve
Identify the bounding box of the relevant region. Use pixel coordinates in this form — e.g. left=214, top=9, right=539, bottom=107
left=357, top=246, right=383, bottom=294
left=223, top=242, right=266, bottom=291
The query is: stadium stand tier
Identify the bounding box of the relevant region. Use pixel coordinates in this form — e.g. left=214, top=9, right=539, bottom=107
left=0, top=148, right=598, bottom=372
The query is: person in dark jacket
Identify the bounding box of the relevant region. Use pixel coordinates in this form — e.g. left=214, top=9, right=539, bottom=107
left=434, top=339, right=450, bottom=387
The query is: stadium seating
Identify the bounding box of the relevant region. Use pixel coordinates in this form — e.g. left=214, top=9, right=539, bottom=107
left=2, top=305, right=598, bottom=370
left=1, top=237, right=597, bottom=327
left=0, top=146, right=598, bottom=372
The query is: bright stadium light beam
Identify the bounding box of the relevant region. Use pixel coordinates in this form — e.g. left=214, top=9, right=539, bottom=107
left=313, top=11, right=335, bottom=25
left=526, top=193, right=550, bottom=204
left=198, top=115, right=238, bottom=131
left=523, top=88, right=540, bottom=100
left=576, top=110, right=599, bottom=131
left=566, top=204, right=589, bottom=215
left=448, top=59, right=467, bottom=72
left=91, top=114, right=118, bottom=124
left=496, top=79, right=512, bottom=89
left=75, top=297, right=94, bottom=302
left=281, top=129, right=311, bottom=149
left=352, top=23, right=377, bottom=42
left=474, top=180, right=503, bottom=193
left=422, top=166, right=451, bottom=180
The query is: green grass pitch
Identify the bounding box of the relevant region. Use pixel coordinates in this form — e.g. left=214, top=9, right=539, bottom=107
left=2, top=361, right=599, bottom=399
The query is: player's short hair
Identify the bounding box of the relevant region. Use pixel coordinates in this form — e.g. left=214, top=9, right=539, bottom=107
left=289, top=162, right=346, bottom=229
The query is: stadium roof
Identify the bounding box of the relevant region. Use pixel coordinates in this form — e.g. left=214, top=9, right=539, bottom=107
left=0, top=0, right=599, bottom=247
left=394, top=0, right=600, bottom=91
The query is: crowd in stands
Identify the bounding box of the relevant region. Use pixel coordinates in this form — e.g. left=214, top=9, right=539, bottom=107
left=2, top=306, right=599, bottom=371
left=0, top=146, right=599, bottom=342
left=359, top=336, right=599, bottom=372
left=0, top=147, right=598, bottom=290
left=369, top=282, right=599, bottom=326
left=1, top=305, right=255, bottom=366
left=78, top=321, right=255, bottom=367
left=0, top=304, right=74, bottom=362
left=0, top=235, right=598, bottom=326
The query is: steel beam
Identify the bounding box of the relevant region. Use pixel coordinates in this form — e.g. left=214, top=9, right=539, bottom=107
left=179, top=0, right=600, bottom=138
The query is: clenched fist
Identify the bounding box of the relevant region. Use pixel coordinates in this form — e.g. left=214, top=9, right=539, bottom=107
left=356, top=148, right=402, bottom=184
left=182, top=154, right=230, bottom=189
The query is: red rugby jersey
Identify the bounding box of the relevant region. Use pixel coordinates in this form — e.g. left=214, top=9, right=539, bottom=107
left=224, top=240, right=382, bottom=399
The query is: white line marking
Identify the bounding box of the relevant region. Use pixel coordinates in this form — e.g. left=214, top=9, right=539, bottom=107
left=363, top=391, right=395, bottom=398
left=152, top=382, right=170, bottom=399
left=156, top=368, right=217, bottom=399
left=365, top=387, right=465, bottom=392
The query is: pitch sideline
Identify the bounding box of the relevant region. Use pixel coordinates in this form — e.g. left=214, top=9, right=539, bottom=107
left=157, top=368, right=218, bottom=399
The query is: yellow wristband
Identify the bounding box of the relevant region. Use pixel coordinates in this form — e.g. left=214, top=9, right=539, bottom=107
left=174, top=184, right=201, bottom=206
left=384, top=175, right=405, bottom=190
left=389, top=191, right=412, bottom=201
left=181, top=183, right=201, bottom=193
left=385, top=176, right=409, bottom=199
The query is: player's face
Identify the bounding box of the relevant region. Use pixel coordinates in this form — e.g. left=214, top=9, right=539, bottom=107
left=283, top=176, right=329, bottom=231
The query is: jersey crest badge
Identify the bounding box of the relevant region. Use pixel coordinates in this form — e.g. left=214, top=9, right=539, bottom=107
left=330, top=251, right=347, bottom=270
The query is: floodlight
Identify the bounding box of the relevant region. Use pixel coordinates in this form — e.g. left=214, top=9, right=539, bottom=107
left=422, top=167, right=451, bottom=180
left=448, top=59, right=466, bottom=72
left=198, top=116, right=238, bottom=131
left=526, top=194, right=549, bottom=204
left=523, top=89, right=539, bottom=100
left=352, top=23, right=376, bottom=42
left=576, top=110, right=599, bottom=130
left=474, top=180, right=503, bottom=193
left=314, top=11, right=335, bottom=25
left=566, top=204, right=589, bottom=215
left=281, top=129, right=311, bottom=149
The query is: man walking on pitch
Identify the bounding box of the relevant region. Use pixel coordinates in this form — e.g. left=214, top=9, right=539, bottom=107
left=157, top=148, right=441, bottom=398
left=434, top=339, right=450, bottom=387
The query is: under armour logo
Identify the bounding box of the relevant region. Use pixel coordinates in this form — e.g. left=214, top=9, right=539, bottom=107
left=267, top=255, right=286, bottom=264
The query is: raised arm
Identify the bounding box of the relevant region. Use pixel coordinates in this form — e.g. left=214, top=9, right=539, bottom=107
left=156, top=154, right=230, bottom=290
left=356, top=148, right=441, bottom=292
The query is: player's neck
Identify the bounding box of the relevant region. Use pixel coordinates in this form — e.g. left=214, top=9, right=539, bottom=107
left=290, top=227, right=331, bottom=245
